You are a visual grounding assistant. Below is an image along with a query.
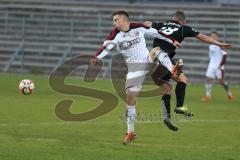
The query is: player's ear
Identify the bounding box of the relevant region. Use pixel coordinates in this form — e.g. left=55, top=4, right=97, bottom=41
left=124, top=15, right=129, bottom=22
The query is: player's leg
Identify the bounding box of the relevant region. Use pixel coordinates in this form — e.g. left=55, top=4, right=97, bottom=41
left=161, top=83, right=172, bottom=119
left=160, top=82, right=178, bottom=131
left=164, top=58, right=192, bottom=116
left=149, top=48, right=181, bottom=78
left=173, top=73, right=193, bottom=116
left=151, top=68, right=178, bottom=131
left=123, top=63, right=149, bottom=145
left=123, top=86, right=139, bottom=145
left=201, top=67, right=214, bottom=101
left=218, top=69, right=234, bottom=101
left=201, top=77, right=213, bottom=101
left=174, top=73, right=187, bottom=108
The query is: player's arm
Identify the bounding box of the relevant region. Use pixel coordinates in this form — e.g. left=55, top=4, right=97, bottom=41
left=196, top=33, right=232, bottom=49
left=139, top=23, right=182, bottom=48
left=91, top=28, right=119, bottom=66
left=183, top=25, right=232, bottom=49
left=144, top=21, right=164, bottom=30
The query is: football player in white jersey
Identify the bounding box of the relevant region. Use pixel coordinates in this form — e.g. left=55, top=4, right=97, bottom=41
left=91, top=10, right=182, bottom=145
left=201, top=31, right=234, bottom=101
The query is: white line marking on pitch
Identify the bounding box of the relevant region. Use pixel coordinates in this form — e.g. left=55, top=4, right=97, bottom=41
left=1, top=119, right=240, bottom=127
left=90, top=141, right=233, bottom=150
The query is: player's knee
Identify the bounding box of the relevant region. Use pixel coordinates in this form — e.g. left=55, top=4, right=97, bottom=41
left=178, top=74, right=188, bottom=84
left=126, top=86, right=141, bottom=105
left=163, top=89, right=172, bottom=95
left=161, top=83, right=172, bottom=95
left=219, top=79, right=225, bottom=85
left=126, top=99, right=136, bottom=106
left=206, top=77, right=213, bottom=83
left=126, top=95, right=136, bottom=106
left=149, top=47, right=160, bottom=61
left=150, top=47, right=160, bottom=54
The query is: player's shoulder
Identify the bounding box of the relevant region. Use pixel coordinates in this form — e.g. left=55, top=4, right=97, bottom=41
left=182, top=24, right=192, bottom=28
left=110, top=27, right=120, bottom=34
left=152, top=21, right=164, bottom=29
left=182, top=24, right=198, bottom=31
left=130, top=23, right=150, bottom=29
left=153, top=21, right=164, bottom=26
left=107, top=27, right=120, bottom=40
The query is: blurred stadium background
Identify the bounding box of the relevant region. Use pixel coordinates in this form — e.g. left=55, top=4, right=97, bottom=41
left=0, top=0, right=239, bottom=82
left=0, top=1, right=240, bottom=160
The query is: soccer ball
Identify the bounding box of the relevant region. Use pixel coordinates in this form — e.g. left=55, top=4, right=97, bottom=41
left=18, top=79, right=35, bottom=95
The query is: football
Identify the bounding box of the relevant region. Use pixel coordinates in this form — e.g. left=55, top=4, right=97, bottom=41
left=18, top=79, right=35, bottom=95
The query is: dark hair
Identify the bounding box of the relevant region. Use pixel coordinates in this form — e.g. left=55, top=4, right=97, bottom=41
left=173, top=10, right=185, bottom=21
left=211, top=31, right=219, bottom=36
left=112, top=10, right=129, bottom=18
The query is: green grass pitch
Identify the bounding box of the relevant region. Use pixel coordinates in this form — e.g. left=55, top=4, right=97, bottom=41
left=0, top=74, right=239, bottom=160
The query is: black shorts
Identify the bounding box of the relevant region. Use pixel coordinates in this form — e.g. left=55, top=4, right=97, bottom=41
left=151, top=59, right=183, bottom=86
left=151, top=64, right=172, bottom=85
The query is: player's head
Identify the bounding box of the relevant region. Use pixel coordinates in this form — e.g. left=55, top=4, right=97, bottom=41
left=112, top=10, right=129, bottom=30
left=210, top=31, right=219, bottom=40
left=172, top=10, right=186, bottom=25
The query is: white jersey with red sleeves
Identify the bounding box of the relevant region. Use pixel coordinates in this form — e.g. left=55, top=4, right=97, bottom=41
left=95, top=23, right=174, bottom=64
left=208, top=44, right=227, bottom=69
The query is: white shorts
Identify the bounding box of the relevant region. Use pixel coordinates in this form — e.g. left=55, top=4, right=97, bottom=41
left=125, top=63, right=149, bottom=90
left=125, top=60, right=157, bottom=91
left=206, top=67, right=224, bottom=79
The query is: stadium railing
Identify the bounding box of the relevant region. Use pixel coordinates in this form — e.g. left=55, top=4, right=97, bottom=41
left=0, top=0, right=239, bottom=83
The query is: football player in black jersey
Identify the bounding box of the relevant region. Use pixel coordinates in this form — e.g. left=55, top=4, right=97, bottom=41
left=144, top=11, right=232, bottom=131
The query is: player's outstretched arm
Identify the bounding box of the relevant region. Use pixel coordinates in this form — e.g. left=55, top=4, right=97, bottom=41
left=143, top=22, right=182, bottom=48
left=91, top=28, right=119, bottom=66
left=90, top=40, right=116, bottom=66
left=140, top=25, right=183, bottom=48
left=196, top=33, right=232, bottom=49
left=219, top=43, right=232, bottom=49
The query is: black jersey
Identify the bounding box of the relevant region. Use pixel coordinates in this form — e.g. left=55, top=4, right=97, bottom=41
left=152, top=20, right=199, bottom=58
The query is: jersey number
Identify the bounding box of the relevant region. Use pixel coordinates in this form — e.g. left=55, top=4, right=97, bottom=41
left=160, top=27, right=179, bottom=35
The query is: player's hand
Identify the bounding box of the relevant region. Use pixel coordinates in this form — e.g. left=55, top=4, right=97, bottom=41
left=219, top=65, right=224, bottom=70
left=90, top=58, right=99, bottom=66
left=173, top=41, right=182, bottom=48
left=220, top=43, right=232, bottom=49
